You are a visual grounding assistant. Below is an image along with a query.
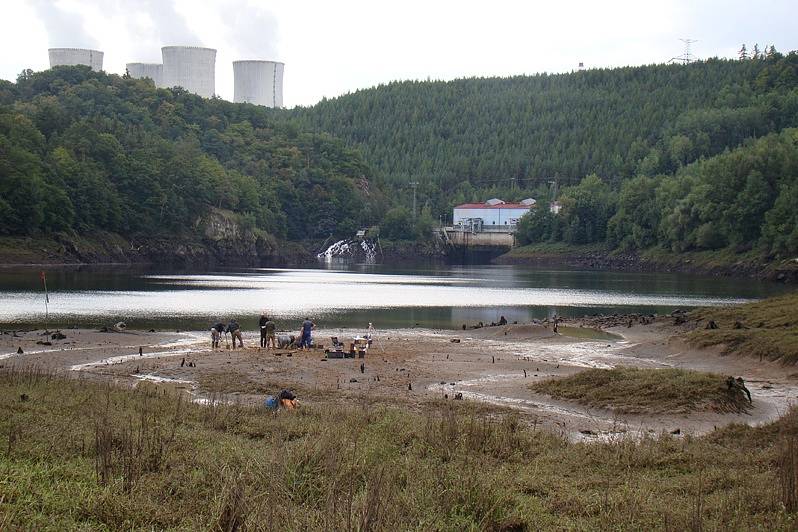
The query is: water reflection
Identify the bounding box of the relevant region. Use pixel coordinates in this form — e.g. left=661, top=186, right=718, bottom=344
left=0, top=264, right=788, bottom=330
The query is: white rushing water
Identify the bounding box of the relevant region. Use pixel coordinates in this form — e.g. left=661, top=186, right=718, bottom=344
left=318, top=239, right=353, bottom=259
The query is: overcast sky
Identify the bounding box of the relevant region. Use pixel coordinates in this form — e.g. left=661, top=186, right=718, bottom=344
left=2, top=0, right=796, bottom=108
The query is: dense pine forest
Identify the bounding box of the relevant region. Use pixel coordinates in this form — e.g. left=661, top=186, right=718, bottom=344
left=295, top=50, right=798, bottom=257
left=0, top=67, right=386, bottom=244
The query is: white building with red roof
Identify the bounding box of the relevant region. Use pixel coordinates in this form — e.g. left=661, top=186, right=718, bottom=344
left=452, top=198, right=536, bottom=230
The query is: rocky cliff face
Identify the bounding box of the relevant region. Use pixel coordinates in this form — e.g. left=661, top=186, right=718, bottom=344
left=195, top=208, right=261, bottom=264
left=138, top=208, right=307, bottom=267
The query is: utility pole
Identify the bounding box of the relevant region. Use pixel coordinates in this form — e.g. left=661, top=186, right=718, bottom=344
left=409, top=181, right=419, bottom=219
left=548, top=178, right=559, bottom=200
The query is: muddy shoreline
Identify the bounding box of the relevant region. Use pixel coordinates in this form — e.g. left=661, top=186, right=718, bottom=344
left=3, top=317, right=795, bottom=442
left=0, top=237, right=450, bottom=269
left=1, top=219, right=793, bottom=283
left=4, top=234, right=796, bottom=284
left=494, top=248, right=798, bottom=283
left=0, top=232, right=317, bottom=268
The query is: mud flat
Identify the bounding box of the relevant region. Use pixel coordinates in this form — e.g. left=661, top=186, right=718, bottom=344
left=2, top=318, right=796, bottom=441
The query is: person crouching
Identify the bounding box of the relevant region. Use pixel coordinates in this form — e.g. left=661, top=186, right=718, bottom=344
left=277, top=334, right=296, bottom=349
left=211, top=321, right=225, bottom=348
left=226, top=318, right=243, bottom=349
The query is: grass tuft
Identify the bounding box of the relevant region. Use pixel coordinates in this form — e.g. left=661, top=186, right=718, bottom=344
left=686, top=292, right=798, bottom=364
left=530, top=368, right=751, bottom=414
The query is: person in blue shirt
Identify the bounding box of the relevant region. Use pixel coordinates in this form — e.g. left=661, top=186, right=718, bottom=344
left=299, top=317, right=315, bottom=350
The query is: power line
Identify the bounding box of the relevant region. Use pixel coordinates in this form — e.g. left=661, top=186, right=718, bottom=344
left=454, top=176, right=581, bottom=185
left=669, top=38, right=698, bottom=64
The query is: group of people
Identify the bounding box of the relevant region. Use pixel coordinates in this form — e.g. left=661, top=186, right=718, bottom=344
left=211, top=319, right=242, bottom=348
left=210, top=315, right=316, bottom=350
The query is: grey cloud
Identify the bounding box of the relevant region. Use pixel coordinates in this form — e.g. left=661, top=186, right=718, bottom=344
left=93, top=0, right=203, bottom=46
left=140, top=0, right=203, bottom=46
left=31, top=0, right=99, bottom=48
left=220, top=0, right=279, bottom=59
left=31, top=0, right=280, bottom=61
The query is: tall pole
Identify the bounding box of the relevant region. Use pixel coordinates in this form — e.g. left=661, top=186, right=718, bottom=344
left=40, top=271, right=49, bottom=333
left=680, top=38, right=698, bottom=64
left=409, top=181, right=419, bottom=219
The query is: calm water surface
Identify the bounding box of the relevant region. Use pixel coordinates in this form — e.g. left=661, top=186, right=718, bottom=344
left=0, top=263, right=789, bottom=330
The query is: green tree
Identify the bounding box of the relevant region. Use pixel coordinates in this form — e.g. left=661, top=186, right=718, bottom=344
left=607, top=176, right=659, bottom=249
left=516, top=206, right=556, bottom=244
left=380, top=207, right=415, bottom=240
left=558, top=174, right=616, bottom=244
left=761, top=182, right=798, bottom=256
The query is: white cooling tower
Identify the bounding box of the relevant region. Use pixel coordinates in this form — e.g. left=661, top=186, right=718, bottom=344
left=233, top=60, right=284, bottom=108
left=161, top=46, right=216, bottom=98
left=48, top=48, right=104, bottom=71
left=126, top=63, right=163, bottom=87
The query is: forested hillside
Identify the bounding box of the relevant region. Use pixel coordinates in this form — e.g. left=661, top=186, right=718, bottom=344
left=0, top=67, right=386, bottom=244
left=2, top=52, right=797, bottom=266
left=295, top=51, right=798, bottom=257
left=516, top=129, right=798, bottom=256
left=296, top=53, right=797, bottom=190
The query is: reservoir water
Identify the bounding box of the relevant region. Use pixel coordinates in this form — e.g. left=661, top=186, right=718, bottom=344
left=0, top=263, right=789, bottom=330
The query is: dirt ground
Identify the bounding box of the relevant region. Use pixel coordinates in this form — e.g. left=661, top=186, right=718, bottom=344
left=2, top=319, right=796, bottom=441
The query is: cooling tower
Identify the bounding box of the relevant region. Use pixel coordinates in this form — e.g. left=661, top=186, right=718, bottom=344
left=48, top=48, right=104, bottom=71
left=233, top=60, right=284, bottom=108
left=126, top=62, right=163, bottom=87
left=161, top=46, right=216, bottom=98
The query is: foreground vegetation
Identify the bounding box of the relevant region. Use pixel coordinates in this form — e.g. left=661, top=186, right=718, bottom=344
left=687, top=292, right=798, bottom=364
left=2, top=367, right=798, bottom=529
left=531, top=368, right=750, bottom=415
